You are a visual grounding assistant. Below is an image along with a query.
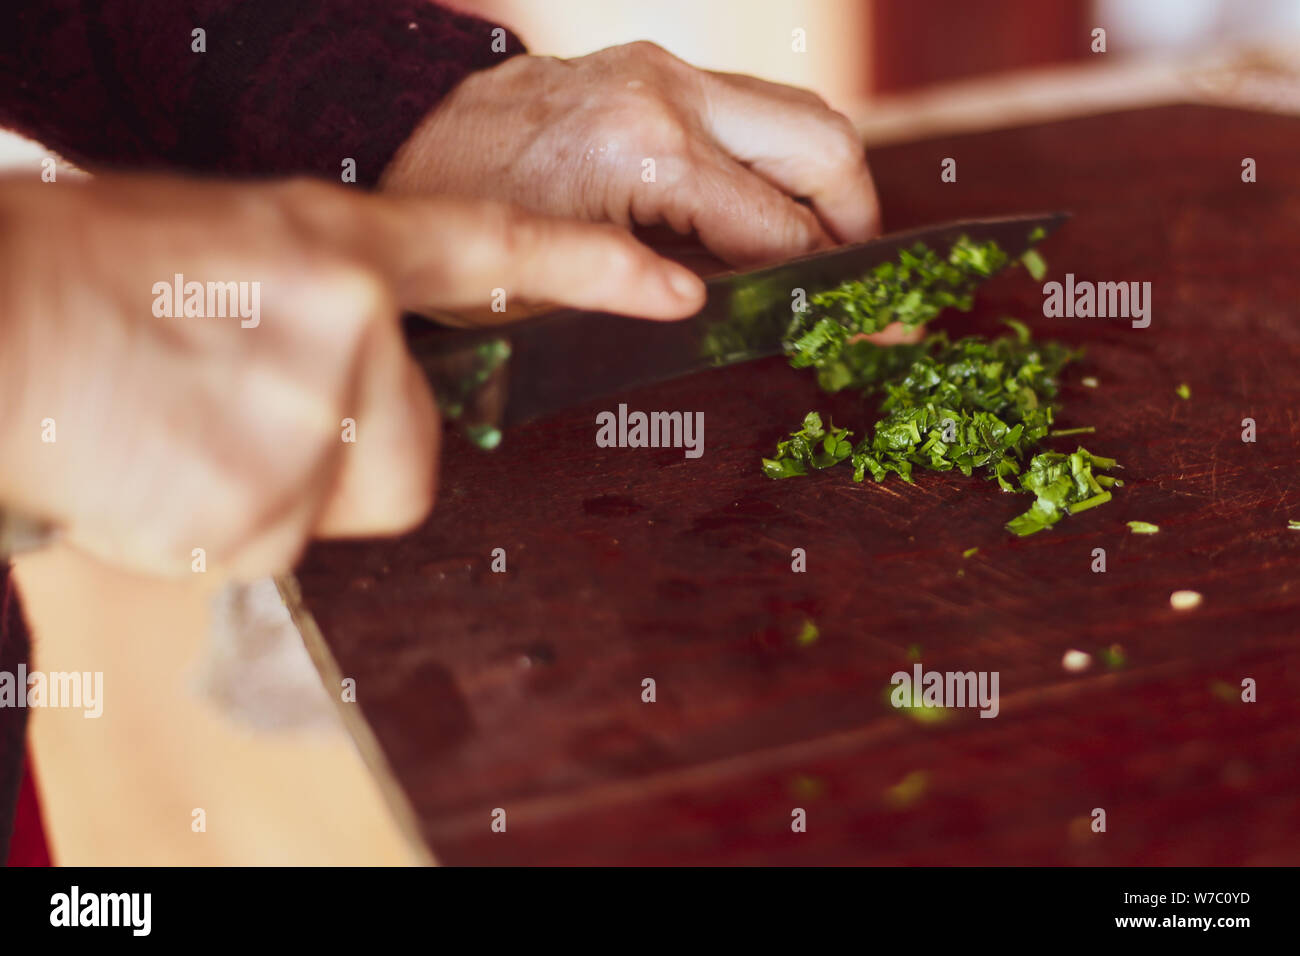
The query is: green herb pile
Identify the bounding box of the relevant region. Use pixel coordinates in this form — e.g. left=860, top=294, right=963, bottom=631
left=762, top=235, right=1122, bottom=536
left=784, top=237, right=1011, bottom=370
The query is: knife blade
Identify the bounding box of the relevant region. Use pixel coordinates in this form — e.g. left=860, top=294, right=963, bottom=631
left=413, top=211, right=1064, bottom=442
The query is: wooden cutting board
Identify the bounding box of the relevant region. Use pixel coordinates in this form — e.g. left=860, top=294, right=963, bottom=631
left=293, top=104, right=1300, bottom=865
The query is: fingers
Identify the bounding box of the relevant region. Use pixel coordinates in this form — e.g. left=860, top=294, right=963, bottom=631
left=697, top=72, right=881, bottom=244
left=210, top=266, right=439, bottom=572
left=639, top=147, right=835, bottom=267
left=312, top=283, right=441, bottom=538
left=858, top=323, right=927, bottom=346
left=314, top=355, right=440, bottom=539
left=355, top=195, right=707, bottom=321
left=217, top=273, right=439, bottom=573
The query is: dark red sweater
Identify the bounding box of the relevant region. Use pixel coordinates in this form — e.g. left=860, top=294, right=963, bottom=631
left=0, top=0, right=524, bottom=861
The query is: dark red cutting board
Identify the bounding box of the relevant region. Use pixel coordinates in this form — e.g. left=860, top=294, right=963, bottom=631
left=295, top=104, right=1300, bottom=865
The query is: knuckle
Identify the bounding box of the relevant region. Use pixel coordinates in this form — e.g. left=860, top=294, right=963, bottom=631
left=281, top=174, right=341, bottom=198
left=623, top=39, right=672, bottom=63
left=799, top=86, right=833, bottom=110
left=786, top=206, right=823, bottom=252
left=485, top=200, right=533, bottom=261
left=608, top=93, right=690, bottom=156
left=599, top=230, right=645, bottom=278
left=821, top=115, right=866, bottom=168
left=276, top=176, right=338, bottom=211
left=274, top=177, right=355, bottom=237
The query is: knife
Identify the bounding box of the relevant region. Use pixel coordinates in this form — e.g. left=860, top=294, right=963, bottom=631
left=408, top=211, right=1068, bottom=448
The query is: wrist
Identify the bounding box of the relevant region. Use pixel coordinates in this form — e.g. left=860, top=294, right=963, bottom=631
left=379, top=55, right=530, bottom=194
left=378, top=81, right=471, bottom=194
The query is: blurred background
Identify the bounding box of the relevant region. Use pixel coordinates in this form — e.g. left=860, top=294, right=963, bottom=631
left=464, top=0, right=1300, bottom=111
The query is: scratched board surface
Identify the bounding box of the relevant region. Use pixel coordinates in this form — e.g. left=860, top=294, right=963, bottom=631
left=296, top=106, right=1300, bottom=865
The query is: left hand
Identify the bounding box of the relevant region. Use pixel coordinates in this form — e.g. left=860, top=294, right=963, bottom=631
left=381, top=41, right=881, bottom=269
left=0, top=174, right=704, bottom=578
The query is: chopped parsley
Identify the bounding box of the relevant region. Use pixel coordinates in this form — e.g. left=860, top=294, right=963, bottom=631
left=796, top=619, right=820, bottom=646
left=436, top=339, right=512, bottom=449
left=884, top=770, right=930, bottom=808
left=763, top=234, right=1123, bottom=536
left=1004, top=448, right=1119, bottom=536
left=1100, top=644, right=1127, bottom=669
left=1020, top=247, right=1047, bottom=281
left=783, top=235, right=1008, bottom=370
left=1209, top=680, right=1238, bottom=703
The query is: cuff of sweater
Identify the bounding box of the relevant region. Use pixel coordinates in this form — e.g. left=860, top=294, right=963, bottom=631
left=188, top=2, right=527, bottom=187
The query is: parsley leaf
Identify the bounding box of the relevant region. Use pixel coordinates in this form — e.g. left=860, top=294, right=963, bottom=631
left=1005, top=447, right=1120, bottom=536
left=1020, top=248, right=1047, bottom=281
left=760, top=411, right=854, bottom=479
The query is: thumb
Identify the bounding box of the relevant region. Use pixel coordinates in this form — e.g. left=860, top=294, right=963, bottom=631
left=358, top=197, right=708, bottom=321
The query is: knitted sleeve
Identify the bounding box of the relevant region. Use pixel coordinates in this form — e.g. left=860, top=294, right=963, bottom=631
left=0, top=0, right=526, bottom=186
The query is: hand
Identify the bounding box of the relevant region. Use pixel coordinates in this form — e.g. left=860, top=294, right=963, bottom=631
left=0, top=174, right=705, bottom=578
left=381, top=41, right=881, bottom=268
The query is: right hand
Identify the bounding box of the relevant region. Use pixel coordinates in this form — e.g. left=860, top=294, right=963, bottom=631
left=0, top=174, right=706, bottom=579
left=383, top=40, right=882, bottom=267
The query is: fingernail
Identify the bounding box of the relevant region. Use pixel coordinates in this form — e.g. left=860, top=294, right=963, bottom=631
left=666, top=267, right=702, bottom=301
